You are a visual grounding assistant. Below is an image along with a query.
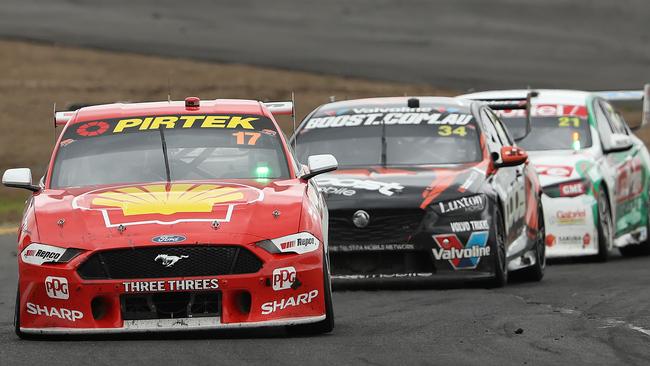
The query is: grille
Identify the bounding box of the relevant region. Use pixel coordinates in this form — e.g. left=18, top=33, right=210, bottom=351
left=121, top=291, right=221, bottom=320
left=77, top=245, right=263, bottom=280
left=329, top=209, right=425, bottom=246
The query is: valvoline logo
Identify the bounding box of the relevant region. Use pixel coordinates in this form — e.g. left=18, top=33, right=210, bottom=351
left=432, top=231, right=490, bottom=269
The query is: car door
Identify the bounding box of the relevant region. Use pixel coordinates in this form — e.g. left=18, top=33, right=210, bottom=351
left=594, top=99, right=643, bottom=235
left=480, top=108, right=524, bottom=245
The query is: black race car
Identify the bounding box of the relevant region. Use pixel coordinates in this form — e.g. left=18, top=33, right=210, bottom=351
left=291, top=97, right=545, bottom=286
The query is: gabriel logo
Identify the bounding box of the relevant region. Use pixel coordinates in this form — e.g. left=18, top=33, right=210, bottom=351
left=155, top=254, right=189, bottom=268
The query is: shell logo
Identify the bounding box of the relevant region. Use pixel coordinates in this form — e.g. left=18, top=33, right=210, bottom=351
left=73, top=182, right=263, bottom=227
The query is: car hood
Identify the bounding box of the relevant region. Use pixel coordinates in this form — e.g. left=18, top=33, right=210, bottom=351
left=32, top=179, right=305, bottom=250
left=315, top=163, right=489, bottom=211
left=527, top=150, right=597, bottom=187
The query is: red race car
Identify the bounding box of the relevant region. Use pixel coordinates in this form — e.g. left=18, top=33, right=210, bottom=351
left=4, top=97, right=337, bottom=337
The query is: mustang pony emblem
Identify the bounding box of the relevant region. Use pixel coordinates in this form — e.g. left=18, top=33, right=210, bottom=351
left=155, top=254, right=189, bottom=268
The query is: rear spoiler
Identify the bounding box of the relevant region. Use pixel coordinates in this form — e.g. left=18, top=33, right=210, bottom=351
left=466, top=91, right=538, bottom=142
left=596, top=83, right=650, bottom=129
left=55, top=100, right=297, bottom=126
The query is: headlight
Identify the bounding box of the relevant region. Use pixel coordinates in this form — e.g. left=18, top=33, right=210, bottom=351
left=432, top=194, right=487, bottom=215
left=20, top=243, right=83, bottom=265
left=255, top=232, right=320, bottom=254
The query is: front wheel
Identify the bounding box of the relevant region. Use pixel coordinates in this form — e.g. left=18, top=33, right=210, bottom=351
left=287, top=249, right=334, bottom=335
left=486, top=207, right=508, bottom=288
left=594, top=186, right=612, bottom=262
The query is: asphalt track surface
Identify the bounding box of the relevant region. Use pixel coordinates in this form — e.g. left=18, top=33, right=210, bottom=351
left=1, top=0, right=649, bottom=90
left=2, top=233, right=650, bottom=365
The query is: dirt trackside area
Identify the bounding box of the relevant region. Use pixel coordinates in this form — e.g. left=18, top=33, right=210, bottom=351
left=0, top=40, right=452, bottom=222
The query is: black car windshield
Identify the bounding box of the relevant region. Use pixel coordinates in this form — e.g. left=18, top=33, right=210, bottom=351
left=50, top=114, right=290, bottom=188
left=295, top=106, right=482, bottom=167
left=497, top=105, right=592, bottom=151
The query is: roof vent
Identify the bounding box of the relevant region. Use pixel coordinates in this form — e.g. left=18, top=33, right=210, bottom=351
left=407, top=98, right=419, bottom=108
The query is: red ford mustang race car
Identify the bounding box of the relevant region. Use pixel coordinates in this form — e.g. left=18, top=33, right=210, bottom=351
left=4, top=97, right=337, bottom=337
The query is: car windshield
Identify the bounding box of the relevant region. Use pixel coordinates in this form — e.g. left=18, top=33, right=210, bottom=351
left=497, top=104, right=592, bottom=151
left=50, top=114, right=290, bottom=188
left=295, top=106, right=482, bottom=167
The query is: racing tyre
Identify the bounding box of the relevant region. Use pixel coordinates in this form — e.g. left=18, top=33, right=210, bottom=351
left=517, top=205, right=546, bottom=282
left=486, top=206, right=508, bottom=288
left=594, top=187, right=613, bottom=262
left=619, top=196, right=650, bottom=257
left=287, top=249, right=334, bottom=335
left=15, top=288, right=29, bottom=340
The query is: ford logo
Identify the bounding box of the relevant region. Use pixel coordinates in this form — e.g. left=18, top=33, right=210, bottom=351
left=152, top=235, right=187, bottom=243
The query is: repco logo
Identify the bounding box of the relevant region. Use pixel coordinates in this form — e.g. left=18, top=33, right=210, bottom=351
left=45, top=276, right=69, bottom=300
left=272, top=266, right=297, bottom=291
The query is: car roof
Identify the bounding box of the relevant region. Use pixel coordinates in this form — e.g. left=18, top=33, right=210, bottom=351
left=72, top=99, right=270, bottom=123
left=313, top=96, right=474, bottom=113
left=458, top=89, right=591, bottom=106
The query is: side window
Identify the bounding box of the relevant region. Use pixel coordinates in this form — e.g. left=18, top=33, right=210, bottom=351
left=600, top=100, right=629, bottom=135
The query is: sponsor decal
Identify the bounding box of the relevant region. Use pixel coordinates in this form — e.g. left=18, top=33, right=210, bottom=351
left=304, top=112, right=473, bottom=129
left=316, top=177, right=404, bottom=197
left=272, top=266, right=297, bottom=291
left=73, top=182, right=263, bottom=228
left=26, top=303, right=83, bottom=322
left=329, top=243, right=415, bottom=252
left=155, top=254, right=188, bottom=268
left=583, top=233, right=591, bottom=248
left=45, top=276, right=69, bottom=300
left=498, top=104, right=588, bottom=118
left=260, top=290, right=318, bottom=315
left=437, top=195, right=484, bottom=214
left=151, top=234, right=187, bottom=243
left=536, top=165, right=574, bottom=177
left=270, top=233, right=320, bottom=254
left=123, top=278, right=219, bottom=293
left=432, top=231, right=490, bottom=269
left=555, top=209, right=586, bottom=225
left=76, top=121, right=110, bottom=136
left=450, top=220, right=489, bottom=233
left=559, top=181, right=586, bottom=196
left=333, top=273, right=433, bottom=279
left=21, top=243, right=67, bottom=265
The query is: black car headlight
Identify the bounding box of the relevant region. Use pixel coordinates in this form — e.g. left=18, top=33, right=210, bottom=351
left=20, top=243, right=83, bottom=265
left=431, top=194, right=487, bottom=216
left=255, top=232, right=320, bottom=254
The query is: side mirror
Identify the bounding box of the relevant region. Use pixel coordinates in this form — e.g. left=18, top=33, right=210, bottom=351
left=605, top=133, right=633, bottom=153
left=2, top=168, right=39, bottom=192
left=301, top=154, right=338, bottom=180
left=496, top=146, right=528, bottom=167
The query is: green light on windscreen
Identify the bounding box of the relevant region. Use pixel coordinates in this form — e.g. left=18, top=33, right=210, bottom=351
left=572, top=132, right=581, bottom=151
left=255, top=165, right=271, bottom=178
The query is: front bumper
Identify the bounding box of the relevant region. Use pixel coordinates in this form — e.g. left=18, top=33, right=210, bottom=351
left=17, top=244, right=326, bottom=333
left=328, top=206, right=500, bottom=281
left=542, top=194, right=599, bottom=258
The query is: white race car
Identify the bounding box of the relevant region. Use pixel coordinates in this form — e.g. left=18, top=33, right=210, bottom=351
left=460, top=86, right=650, bottom=260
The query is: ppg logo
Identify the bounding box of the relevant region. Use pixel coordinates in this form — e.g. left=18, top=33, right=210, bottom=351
left=45, top=276, right=69, bottom=300
left=272, top=267, right=296, bottom=291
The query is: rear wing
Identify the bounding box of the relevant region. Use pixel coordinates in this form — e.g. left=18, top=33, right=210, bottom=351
left=464, top=91, right=538, bottom=142
left=595, top=83, right=650, bottom=129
